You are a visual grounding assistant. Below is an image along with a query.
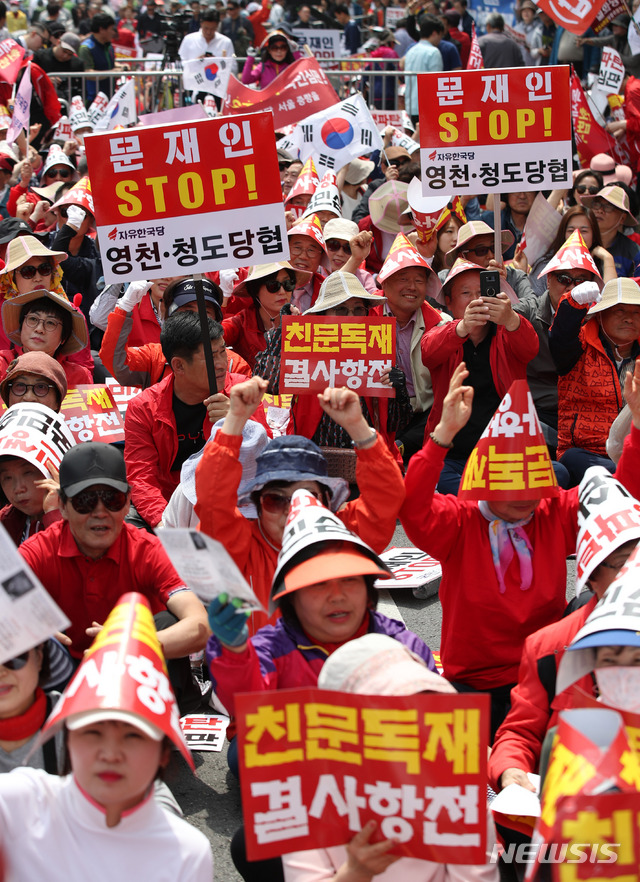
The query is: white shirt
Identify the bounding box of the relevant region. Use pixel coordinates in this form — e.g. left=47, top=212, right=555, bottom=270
left=178, top=29, right=236, bottom=71
left=0, top=768, right=213, bottom=882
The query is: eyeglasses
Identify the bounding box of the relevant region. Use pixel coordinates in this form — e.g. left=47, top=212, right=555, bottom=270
left=2, top=651, right=30, bottom=671
left=17, top=262, right=54, bottom=279
left=260, top=489, right=321, bottom=514
left=290, top=243, right=322, bottom=257
left=44, top=168, right=71, bottom=179
left=554, top=272, right=592, bottom=288
left=592, top=200, right=618, bottom=214
left=575, top=184, right=600, bottom=195
left=7, top=381, right=55, bottom=398
left=23, top=314, right=62, bottom=333
left=326, top=239, right=351, bottom=255
left=69, top=487, right=128, bottom=514
left=329, top=305, right=369, bottom=316
left=462, top=244, right=494, bottom=258
left=264, top=277, right=296, bottom=293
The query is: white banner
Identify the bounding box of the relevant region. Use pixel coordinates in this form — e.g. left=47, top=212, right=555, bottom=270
left=6, top=61, right=31, bottom=146
left=0, top=402, right=75, bottom=477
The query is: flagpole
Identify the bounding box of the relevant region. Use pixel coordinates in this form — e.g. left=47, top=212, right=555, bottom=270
left=493, top=199, right=501, bottom=268
left=194, top=273, right=218, bottom=395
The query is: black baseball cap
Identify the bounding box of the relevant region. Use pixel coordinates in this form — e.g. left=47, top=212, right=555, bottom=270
left=60, top=443, right=129, bottom=497
left=165, top=278, right=223, bottom=321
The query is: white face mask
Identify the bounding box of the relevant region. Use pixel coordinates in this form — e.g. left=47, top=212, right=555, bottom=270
left=595, top=666, right=640, bottom=713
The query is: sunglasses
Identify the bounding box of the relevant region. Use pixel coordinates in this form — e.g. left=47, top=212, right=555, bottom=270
left=387, top=158, right=409, bottom=168
left=264, top=277, right=296, bottom=293
left=329, top=305, right=369, bottom=316
left=260, top=489, right=321, bottom=514
left=270, top=42, right=288, bottom=50
left=575, top=184, right=600, bottom=195
left=69, top=487, right=128, bottom=514
left=554, top=272, right=591, bottom=287
left=462, top=244, right=494, bottom=258
left=326, top=239, right=351, bottom=255
left=44, top=168, right=72, bottom=179
left=2, top=651, right=30, bottom=671
left=17, top=262, right=54, bottom=279
left=8, top=381, right=55, bottom=398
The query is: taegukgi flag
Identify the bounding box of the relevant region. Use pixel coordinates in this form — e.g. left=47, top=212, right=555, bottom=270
left=182, top=57, right=232, bottom=99
left=288, top=92, right=384, bottom=173
left=95, top=78, right=137, bottom=131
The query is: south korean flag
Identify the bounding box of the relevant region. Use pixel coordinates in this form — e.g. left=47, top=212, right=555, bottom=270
left=288, top=93, right=384, bottom=173
left=182, top=57, right=232, bottom=99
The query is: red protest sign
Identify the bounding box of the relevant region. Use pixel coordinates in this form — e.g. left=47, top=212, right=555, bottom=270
left=223, top=57, right=339, bottom=129
left=418, top=67, right=572, bottom=195
left=536, top=0, right=601, bottom=35
left=570, top=71, right=630, bottom=168
left=0, top=38, right=25, bottom=85
left=237, top=688, right=490, bottom=863
left=59, top=385, right=125, bottom=443
left=279, top=315, right=395, bottom=397
left=84, top=113, right=288, bottom=283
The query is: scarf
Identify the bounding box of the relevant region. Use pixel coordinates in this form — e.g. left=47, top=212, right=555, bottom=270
left=0, top=687, right=47, bottom=742
left=478, top=500, right=534, bottom=595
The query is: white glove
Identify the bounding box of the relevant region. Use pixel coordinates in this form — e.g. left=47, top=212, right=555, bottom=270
left=118, top=279, right=152, bottom=312
left=571, top=281, right=602, bottom=306
left=219, top=268, right=239, bottom=297
left=66, top=204, right=86, bottom=230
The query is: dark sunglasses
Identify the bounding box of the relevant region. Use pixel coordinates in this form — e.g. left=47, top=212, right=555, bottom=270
left=554, top=272, right=591, bottom=287
left=264, top=277, right=296, bottom=293
left=326, top=239, right=351, bottom=255
left=17, top=262, right=54, bottom=279
left=260, top=489, right=321, bottom=514
left=387, top=158, right=409, bottom=168
left=575, top=184, right=600, bottom=195
left=270, top=42, right=288, bottom=50
left=7, top=381, right=55, bottom=398
left=70, top=487, right=128, bottom=514
left=44, top=168, right=72, bottom=179
left=2, top=651, right=30, bottom=671
left=462, top=245, right=494, bottom=258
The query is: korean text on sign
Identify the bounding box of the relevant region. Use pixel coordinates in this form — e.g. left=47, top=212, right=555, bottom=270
left=418, top=67, right=572, bottom=195
left=84, top=113, right=288, bottom=283
left=237, top=688, right=489, bottom=864
left=59, top=385, right=125, bottom=444
left=279, top=316, right=396, bottom=397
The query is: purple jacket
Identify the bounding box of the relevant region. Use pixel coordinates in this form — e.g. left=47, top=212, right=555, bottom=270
left=241, top=52, right=302, bottom=88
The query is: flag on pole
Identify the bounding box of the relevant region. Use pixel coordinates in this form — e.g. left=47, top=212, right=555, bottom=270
left=288, top=93, right=384, bottom=174
left=95, top=79, right=137, bottom=131
left=467, top=23, right=483, bottom=70
left=6, top=61, right=31, bottom=146
left=182, top=57, right=232, bottom=98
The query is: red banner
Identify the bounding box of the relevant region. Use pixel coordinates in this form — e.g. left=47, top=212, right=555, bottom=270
left=593, top=0, right=628, bottom=32
left=570, top=71, right=630, bottom=168
left=237, top=688, right=490, bottom=863
left=536, top=0, right=601, bottom=35
left=223, top=57, right=339, bottom=130
left=466, top=23, right=483, bottom=70
left=59, top=385, right=125, bottom=443
left=279, top=315, right=396, bottom=397
left=0, top=38, right=25, bottom=85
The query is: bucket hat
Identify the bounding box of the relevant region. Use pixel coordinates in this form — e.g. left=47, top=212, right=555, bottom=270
left=2, top=289, right=88, bottom=356
left=305, top=271, right=385, bottom=313
left=581, top=184, right=638, bottom=227
left=445, top=220, right=514, bottom=267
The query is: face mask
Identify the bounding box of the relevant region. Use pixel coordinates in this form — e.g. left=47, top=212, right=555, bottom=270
left=595, top=666, right=640, bottom=713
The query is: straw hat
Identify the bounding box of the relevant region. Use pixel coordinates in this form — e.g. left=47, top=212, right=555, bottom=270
left=1, top=236, right=66, bottom=274
left=2, top=289, right=88, bottom=355
left=445, top=220, right=514, bottom=267
left=587, top=277, right=640, bottom=316
left=231, top=261, right=301, bottom=298
left=581, top=184, right=638, bottom=227
left=369, top=180, right=413, bottom=234
left=305, top=272, right=385, bottom=314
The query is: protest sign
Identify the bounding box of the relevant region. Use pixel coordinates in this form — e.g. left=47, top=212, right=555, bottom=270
left=594, top=0, right=627, bottom=33
left=104, top=377, right=144, bottom=417
left=0, top=402, right=74, bottom=476
left=59, top=385, right=125, bottom=443
left=372, top=110, right=405, bottom=128
left=6, top=61, right=30, bottom=147
left=84, top=113, right=288, bottom=282
left=467, top=23, right=483, bottom=70
left=596, top=47, right=625, bottom=95
left=288, top=93, right=384, bottom=174
left=292, top=28, right=342, bottom=62
left=385, top=7, right=405, bottom=28
left=279, top=315, right=395, bottom=396
left=521, top=192, right=562, bottom=266
left=0, top=38, right=25, bottom=84
left=0, top=522, right=70, bottom=666
left=223, top=57, right=339, bottom=130
left=419, top=67, right=572, bottom=195
left=376, top=546, right=443, bottom=589
left=87, top=91, right=109, bottom=127
left=536, top=0, right=602, bottom=34
left=139, top=104, right=208, bottom=126
left=180, top=714, right=230, bottom=751
left=570, top=71, right=630, bottom=167
left=95, top=78, right=137, bottom=131
left=237, top=688, right=490, bottom=862
left=113, top=42, right=138, bottom=61
left=182, top=56, right=232, bottom=98
left=155, top=527, right=265, bottom=609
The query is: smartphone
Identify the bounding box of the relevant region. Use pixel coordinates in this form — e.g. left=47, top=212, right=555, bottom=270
left=480, top=270, right=500, bottom=298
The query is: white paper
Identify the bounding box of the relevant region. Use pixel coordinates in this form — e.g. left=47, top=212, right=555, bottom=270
left=155, top=528, right=265, bottom=610
left=521, top=192, right=562, bottom=266
left=490, top=775, right=541, bottom=818
left=375, top=545, right=442, bottom=589
left=0, top=523, right=70, bottom=665
left=180, top=713, right=230, bottom=752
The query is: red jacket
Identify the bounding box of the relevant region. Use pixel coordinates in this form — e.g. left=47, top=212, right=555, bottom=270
left=195, top=430, right=406, bottom=632
left=124, top=370, right=247, bottom=527
left=222, top=304, right=269, bottom=370
left=357, top=217, right=386, bottom=274
left=400, top=424, right=640, bottom=690
left=488, top=596, right=597, bottom=790
left=421, top=316, right=539, bottom=436
left=126, top=293, right=162, bottom=348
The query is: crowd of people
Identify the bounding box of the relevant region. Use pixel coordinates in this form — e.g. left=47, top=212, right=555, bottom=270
left=1, top=0, right=640, bottom=880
